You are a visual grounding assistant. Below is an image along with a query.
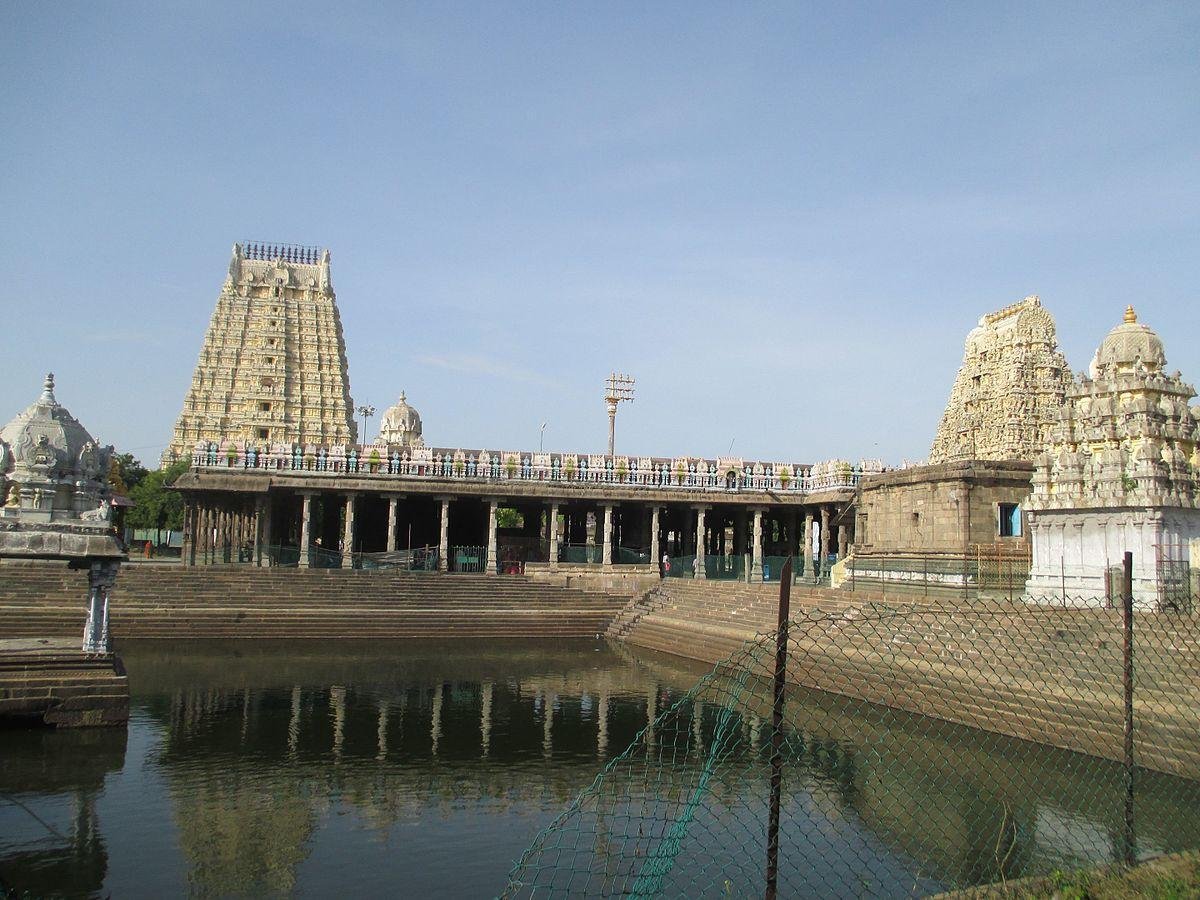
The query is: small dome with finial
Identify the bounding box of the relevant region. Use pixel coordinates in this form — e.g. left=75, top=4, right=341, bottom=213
left=377, top=391, right=424, bottom=448
left=1090, top=306, right=1167, bottom=378
left=0, top=374, right=112, bottom=514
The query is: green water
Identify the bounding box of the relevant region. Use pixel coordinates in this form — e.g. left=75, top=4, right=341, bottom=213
left=1, top=639, right=1197, bottom=898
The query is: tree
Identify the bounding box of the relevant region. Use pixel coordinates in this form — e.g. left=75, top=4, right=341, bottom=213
left=108, top=453, right=148, bottom=496
left=126, top=460, right=189, bottom=534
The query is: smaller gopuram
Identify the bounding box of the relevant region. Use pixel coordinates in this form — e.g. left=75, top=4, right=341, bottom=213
left=0, top=375, right=128, bottom=728
left=376, top=392, right=425, bottom=449
left=0, top=374, right=125, bottom=652
left=929, top=295, right=1072, bottom=464
left=1025, top=307, right=1200, bottom=608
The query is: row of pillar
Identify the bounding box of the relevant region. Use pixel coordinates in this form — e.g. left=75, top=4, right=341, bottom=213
left=187, top=491, right=847, bottom=578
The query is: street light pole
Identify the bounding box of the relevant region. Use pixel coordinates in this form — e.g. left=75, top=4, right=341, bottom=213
left=540, top=422, right=547, bottom=452
left=604, top=372, right=635, bottom=457
left=356, top=404, right=376, bottom=445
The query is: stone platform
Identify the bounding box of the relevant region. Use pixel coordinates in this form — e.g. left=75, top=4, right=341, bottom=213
left=0, top=638, right=128, bottom=727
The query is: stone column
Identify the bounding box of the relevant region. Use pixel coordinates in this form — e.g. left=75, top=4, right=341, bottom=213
left=803, top=511, right=814, bottom=578
left=386, top=495, right=399, bottom=552
left=837, top=522, right=848, bottom=559
left=694, top=506, right=707, bottom=579
left=256, top=495, right=272, bottom=567
left=486, top=498, right=499, bottom=575
left=751, top=508, right=765, bottom=583
left=548, top=501, right=560, bottom=571
left=83, top=560, right=119, bottom=654
left=438, top=497, right=450, bottom=572
left=602, top=504, right=614, bottom=567
left=181, top=499, right=194, bottom=567
left=299, top=493, right=313, bottom=568
left=650, top=506, right=661, bottom=575
left=342, top=492, right=356, bottom=568
left=820, top=506, right=831, bottom=571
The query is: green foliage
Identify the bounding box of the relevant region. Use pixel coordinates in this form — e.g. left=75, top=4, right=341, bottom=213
left=497, top=507, right=523, bottom=529
left=108, top=452, right=148, bottom=496
left=126, top=460, right=189, bottom=531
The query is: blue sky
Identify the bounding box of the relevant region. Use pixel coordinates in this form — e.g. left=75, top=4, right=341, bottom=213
left=1, top=2, right=1197, bottom=466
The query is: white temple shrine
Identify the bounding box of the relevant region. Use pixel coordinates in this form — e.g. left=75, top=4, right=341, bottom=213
left=1025, top=308, right=1200, bottom=609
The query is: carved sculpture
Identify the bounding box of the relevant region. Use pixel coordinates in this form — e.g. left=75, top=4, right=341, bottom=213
left=162, top=243, right=357, bottom=465
left=930, top=296, right=1072, bottom=464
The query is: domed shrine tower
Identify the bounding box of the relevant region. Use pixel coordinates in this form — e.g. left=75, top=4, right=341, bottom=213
left=377, top=391, right=424, bottom=449
left=0, top=374, right=124, bottom=654
left=1025, top=307, right=1200, bottom=608
left=929, top=296, right=1073, bottom=464
left=162, top=243, right=357, bottom=466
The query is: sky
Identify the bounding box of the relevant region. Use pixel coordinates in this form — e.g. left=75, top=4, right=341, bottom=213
left=1, top=2, right=1197, bottom=467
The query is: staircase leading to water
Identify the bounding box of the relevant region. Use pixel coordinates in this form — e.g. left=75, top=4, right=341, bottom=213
left=0, top=564, right=630, bottom=640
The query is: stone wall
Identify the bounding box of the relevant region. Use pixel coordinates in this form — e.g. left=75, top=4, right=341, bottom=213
left=854, top=460, right=1034, bottom=556
left=615, top=579, right=1200, bottom=779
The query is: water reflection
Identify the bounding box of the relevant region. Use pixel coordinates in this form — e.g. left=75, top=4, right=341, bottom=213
left=0, top=639, right=1197, bottom=898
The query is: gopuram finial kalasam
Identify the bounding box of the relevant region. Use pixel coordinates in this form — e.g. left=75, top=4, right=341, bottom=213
left=1125, top=305, right=1138, bottom=324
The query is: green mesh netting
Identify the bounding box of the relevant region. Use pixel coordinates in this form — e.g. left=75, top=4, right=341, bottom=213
left=503, top=589, right=1200, bottom=898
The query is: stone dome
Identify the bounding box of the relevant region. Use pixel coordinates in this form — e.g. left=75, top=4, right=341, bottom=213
left=377, top=391, right=424, bottom=448
left=0, top=374, right=112, bottom=517
left=1, top=374, right=107, bottom=482
left=1090, top=306, right=1167, bottom=378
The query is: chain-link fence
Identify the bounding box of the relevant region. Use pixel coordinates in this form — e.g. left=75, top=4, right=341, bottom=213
left=503, top=559, right=1200, bottom=897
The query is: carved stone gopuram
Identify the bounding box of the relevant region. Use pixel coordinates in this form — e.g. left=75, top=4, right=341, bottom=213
left=929, top=296, right=1072, bottom=464
left=377, top=391, right=425, bottom=449
left=1025, top=307, right=1200, bottom=607
left=162, top=243, right=356, bottom=465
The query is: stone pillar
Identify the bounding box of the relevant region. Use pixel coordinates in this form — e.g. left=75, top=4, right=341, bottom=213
left=83, top=560, right=119, bottom=654
left=548, top=501, right=560, bottom=571
left=438, top=497, right=450, bottom=572
left=751, top=508, right=764, bottom=583
left=602, top=504, right=614, bottom=567
left=256, top=495, right=272, bottom=567
left=299, top=493, right=313, bottom=568
left=386, top=495, right=399, bottom=552
left=820, top=506, right=831, bottom=571
left=694, top=506, right=707, bottom=579
left=837, top=522, right=848, bottom=559
left=342, top=492, right=356, bottom=568
left=650, top=506, right=661, bottom=575
left=486, top=498, right=498, bottom=575
left=803, top=511, right=814, bottom=578
left=181, top=499, right=194, bottom=566
left=788, top=509, right=799, bottom=558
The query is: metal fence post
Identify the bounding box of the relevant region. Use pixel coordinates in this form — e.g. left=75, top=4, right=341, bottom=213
left=765, top=556, right=793, bottom=900
left=1122, top=550, right=1136, bottom=867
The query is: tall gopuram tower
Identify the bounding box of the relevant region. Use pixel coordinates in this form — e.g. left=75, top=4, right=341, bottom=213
left=162, top=243, right=357, bottom=466
left=929, top=295, right=1073, bottom=464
